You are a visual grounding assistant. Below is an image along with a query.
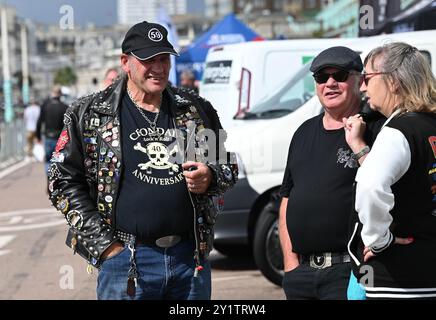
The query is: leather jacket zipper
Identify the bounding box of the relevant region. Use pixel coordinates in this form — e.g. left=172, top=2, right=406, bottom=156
left=172, top=117, right=201, bottom=270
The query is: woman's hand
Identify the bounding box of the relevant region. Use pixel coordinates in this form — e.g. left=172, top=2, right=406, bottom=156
left=363, top=237, right=414, bottom=262
left=343, top=114, right=367, bottom=153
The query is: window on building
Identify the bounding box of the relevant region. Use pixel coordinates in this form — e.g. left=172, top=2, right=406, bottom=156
left=254, top=0, right=264, bottom=10
left=321, top=0, right=333, bottom=7
left=274, top=0, right=284, bottom=10
left=306, top=0, right=317, bottom=9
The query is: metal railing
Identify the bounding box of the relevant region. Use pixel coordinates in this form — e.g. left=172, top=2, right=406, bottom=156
left=0, top=119, right=26, bottom=170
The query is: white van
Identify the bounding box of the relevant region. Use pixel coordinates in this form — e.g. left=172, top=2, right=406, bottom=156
left=214, top=30, right=436, bottom=286
left=200, top=38, right=366, bottom=129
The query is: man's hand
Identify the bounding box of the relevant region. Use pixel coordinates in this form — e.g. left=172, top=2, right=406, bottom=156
left=278, top=197, right=300, bottom=272
left=101, top=241, right=125, bottom=260
left=284, top=258, right=300, bottom=273
left=182, top=161, right=212, bottom=194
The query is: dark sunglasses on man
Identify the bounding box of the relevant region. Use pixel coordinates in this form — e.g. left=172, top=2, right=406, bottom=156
left=313, top=69, right=357, bottom=84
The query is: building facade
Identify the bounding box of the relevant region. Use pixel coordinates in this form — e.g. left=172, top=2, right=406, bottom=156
left=117, top=0, right=197, bottom=24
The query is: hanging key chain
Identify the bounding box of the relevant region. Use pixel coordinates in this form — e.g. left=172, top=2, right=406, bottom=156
left=126, top=237, right=138, bottom=297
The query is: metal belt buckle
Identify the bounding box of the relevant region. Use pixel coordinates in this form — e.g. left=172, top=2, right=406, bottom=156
left=155, top=235, right=181, bottom=248
left=310, top=253, right=332, bottom=269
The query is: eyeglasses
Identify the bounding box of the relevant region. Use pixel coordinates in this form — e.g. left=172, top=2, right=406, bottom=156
left=313, top=70, right=352, bottom=84
left=362, top=72, right=390, bottom=86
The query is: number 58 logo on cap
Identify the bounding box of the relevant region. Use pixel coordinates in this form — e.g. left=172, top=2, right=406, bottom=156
left=148, top=28, right=163, bottom=42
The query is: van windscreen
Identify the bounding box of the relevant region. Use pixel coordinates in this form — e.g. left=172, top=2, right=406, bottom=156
left=241, top=63, right=315, bottom=120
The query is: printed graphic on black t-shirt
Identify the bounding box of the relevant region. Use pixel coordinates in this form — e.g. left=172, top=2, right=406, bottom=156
left=115, top=92, right=193, bottom=239
left=279, top=113, right=382, bottom=254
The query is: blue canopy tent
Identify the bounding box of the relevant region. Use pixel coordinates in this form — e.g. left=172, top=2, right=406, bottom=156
left=176, top=14, right=263, bottom=84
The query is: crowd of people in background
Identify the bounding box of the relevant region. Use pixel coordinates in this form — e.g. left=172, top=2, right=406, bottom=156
left=19, top=66, right=123, bottom=161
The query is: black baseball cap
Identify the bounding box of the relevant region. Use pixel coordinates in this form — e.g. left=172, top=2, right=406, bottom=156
left=122, top=21, right=179, bottom=60
left=310, top=46, right=363, bottom=74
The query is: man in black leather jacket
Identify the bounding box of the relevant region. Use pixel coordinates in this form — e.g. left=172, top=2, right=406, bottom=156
left=48, top=21, right=237, bottom=300
left=36, top=86, right=68, bottom=173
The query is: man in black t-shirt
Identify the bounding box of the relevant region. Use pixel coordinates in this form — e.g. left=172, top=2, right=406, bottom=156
left=278, top=46, right=383, bottom=300
left=47, top=21, right=237, bottom=300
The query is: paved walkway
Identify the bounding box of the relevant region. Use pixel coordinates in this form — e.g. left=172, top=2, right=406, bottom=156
left=0, top=161, right=96, bottom=299
left=0, top=161, right=284, bottom=300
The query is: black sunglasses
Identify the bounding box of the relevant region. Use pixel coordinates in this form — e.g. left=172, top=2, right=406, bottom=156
left=362, top=72, right=390, bottom=86
left=313, top=70, right=351, bottom=84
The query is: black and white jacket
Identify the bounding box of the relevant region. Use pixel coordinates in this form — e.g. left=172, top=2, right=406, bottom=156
left=348, top=110, right=436, bottom=299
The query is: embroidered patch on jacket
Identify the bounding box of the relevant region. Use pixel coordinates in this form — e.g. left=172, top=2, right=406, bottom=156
left=63, top=113, right=72, bottom=126
left=55, top=130, right=70, bottom=152
left=51, top=152, right=65, bottom=163
left=174, top=94, right=191, bottom=104
left=56, top=195, right=69, bottom=214
left=48, top=163, right=62, bottom=180
left=428, top=136, right=436, bottom=159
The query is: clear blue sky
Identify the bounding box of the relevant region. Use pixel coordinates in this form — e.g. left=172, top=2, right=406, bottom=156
left=3, top=0, right=117, bottom=26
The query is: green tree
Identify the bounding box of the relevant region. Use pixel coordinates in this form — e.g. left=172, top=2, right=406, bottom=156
left=54, top=67, right=77, bottom=86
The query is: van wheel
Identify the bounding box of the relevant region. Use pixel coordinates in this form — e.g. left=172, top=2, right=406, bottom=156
left=253, top=202, right=284, bottom=286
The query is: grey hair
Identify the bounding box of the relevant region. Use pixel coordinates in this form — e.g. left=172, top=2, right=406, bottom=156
left=350, top=72, right=363, bottom=96
left=364, top=42, right=436, bottom=113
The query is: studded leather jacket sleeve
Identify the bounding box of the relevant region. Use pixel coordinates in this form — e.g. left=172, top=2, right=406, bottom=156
left=48, top=98, right=119, bottom=265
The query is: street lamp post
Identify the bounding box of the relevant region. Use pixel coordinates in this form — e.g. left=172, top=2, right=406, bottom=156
left=21, top=22, right=29, bottom=105
left=1, top=7, right=13, bottom=123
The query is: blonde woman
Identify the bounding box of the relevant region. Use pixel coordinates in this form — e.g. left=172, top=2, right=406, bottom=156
left=346, top=42, right=436, bottom=299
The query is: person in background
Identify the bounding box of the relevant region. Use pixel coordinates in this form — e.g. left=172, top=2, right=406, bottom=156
left=36, top=86, right=69, bottom=173
left=347, top=42, right=436, bottom=299
left=180, top=69, right=199, bottom=93
left=102, top=67, right=119, bottom=89
left=23, top=98, right=41, bottom=159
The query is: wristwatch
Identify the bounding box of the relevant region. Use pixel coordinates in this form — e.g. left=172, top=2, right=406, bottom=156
left=354, top=145, right=370, bottom=160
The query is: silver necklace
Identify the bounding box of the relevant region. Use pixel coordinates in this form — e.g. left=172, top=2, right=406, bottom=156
left=127, top=88, right=161, bottom=131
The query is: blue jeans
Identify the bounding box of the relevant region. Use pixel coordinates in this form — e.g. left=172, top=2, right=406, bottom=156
left=44, top=137, right=58, bottom=174
left=97, top=240, right=211, bottom=300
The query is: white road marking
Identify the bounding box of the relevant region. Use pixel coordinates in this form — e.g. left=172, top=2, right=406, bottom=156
left=0, top=160, right=30, bottom=180
left=0, top=208, right=58, bottom=217
left=5, top=216, right=23, bottom=224
left=0, top=208, right=65, bottom=232
left=212, top=275, right=256, bottom=282
left=0, top=234, right=16, bottom=256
